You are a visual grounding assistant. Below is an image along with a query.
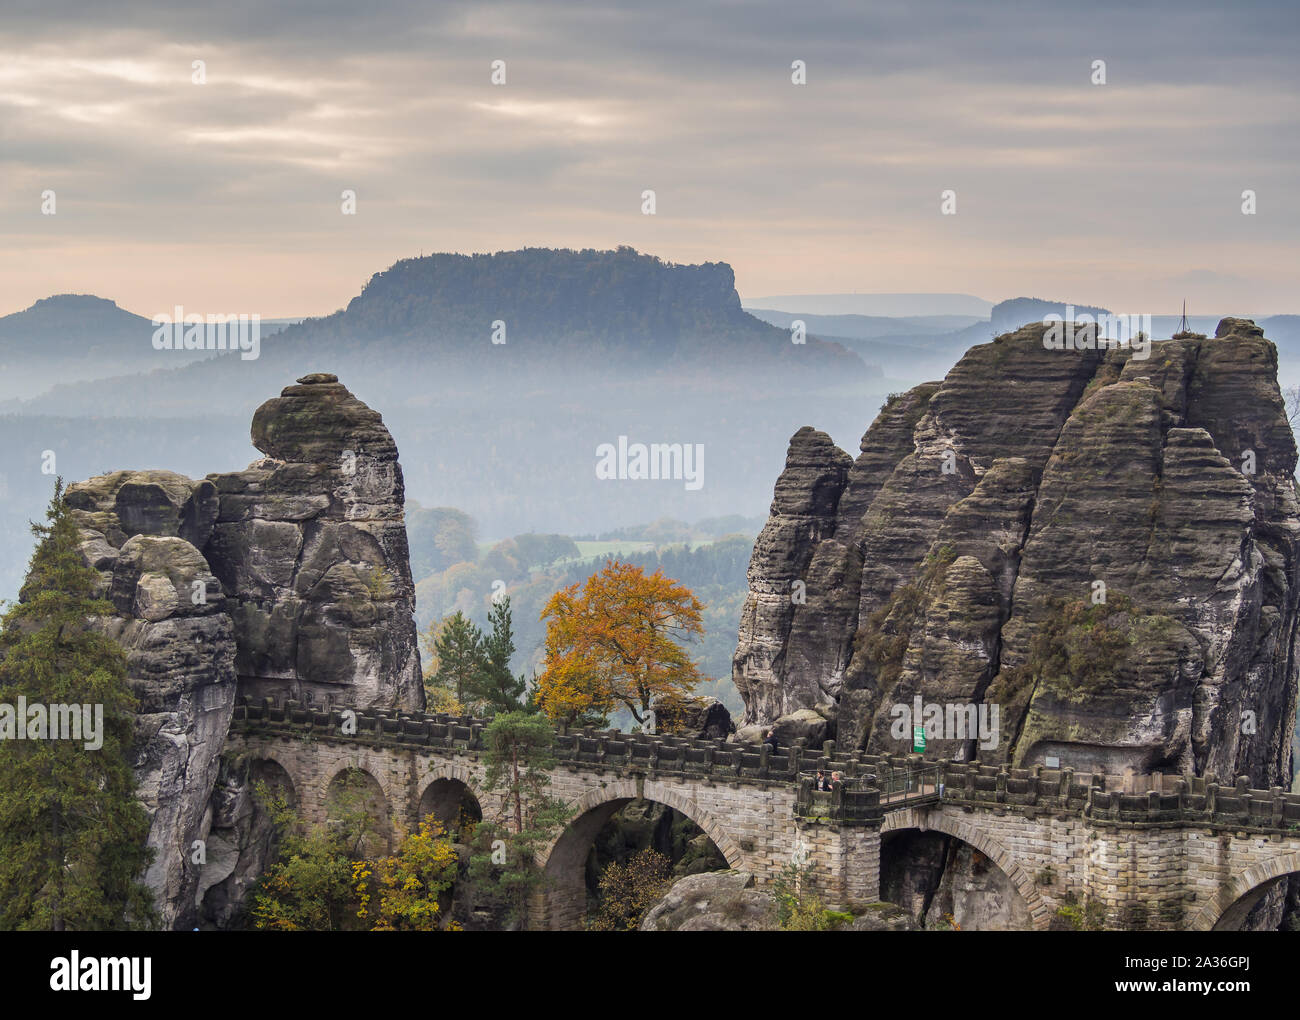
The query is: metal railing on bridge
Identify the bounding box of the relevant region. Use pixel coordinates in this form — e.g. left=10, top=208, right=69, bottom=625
left=874, top=762, right=943, bottom=806
left=794, top=762, right=944, bottom=823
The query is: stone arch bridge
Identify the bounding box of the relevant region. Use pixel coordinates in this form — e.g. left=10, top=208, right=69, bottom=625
left=227, top=698, right=1300, bottom=931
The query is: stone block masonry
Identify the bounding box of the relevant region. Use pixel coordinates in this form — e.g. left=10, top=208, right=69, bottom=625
left=228, top=699, right=1300, bottom=930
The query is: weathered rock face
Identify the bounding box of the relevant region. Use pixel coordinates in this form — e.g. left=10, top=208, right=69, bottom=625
left=66, top=471, right=238, bottom=931
left=732, top=426, right=853, bottom=723
left=638, top=870, right=917, bottom=931
left=881, top=831, right=1030, bottom=930
left=67, top=375, right=425, bottom=928
left=196, top=756, right=295, bottom=929
left=652, top=695, right=733, bottom=739
left=639, top=870, right=777, bottom=931
left=206, top=373, right=423, bottom=711
left=849, top=902, right=920, bottom=931
left=770, top=707, right=833, bottom=747
left=734, top=320, right=1300, bottom=789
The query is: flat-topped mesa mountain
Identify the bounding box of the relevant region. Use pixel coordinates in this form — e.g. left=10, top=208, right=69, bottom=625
left=734, top=318, right=1300, bottom=790
left=294, top=247, right=866, bottom=379
left=4, top=249, right=869, bottom=420
left=64, top=373, right=423, bottom=928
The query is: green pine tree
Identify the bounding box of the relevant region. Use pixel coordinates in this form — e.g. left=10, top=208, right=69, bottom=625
left=466, top=711, right=571, bottom=927
left=0, top=479, right=156, bottom=930
left=465, top=596, right=527, bottom=715
left=431, top=611, right=486, bottom=710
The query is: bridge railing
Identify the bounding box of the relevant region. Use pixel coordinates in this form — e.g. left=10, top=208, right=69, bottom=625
left=794, top=775, right=881, bottom=823
left=791, top=762, right=942, bottom=822
left=231, top=696, right=921, bottom=786
left=227, top=697, right=1300, bottom=831
left=937, top=761, right=1300, bottom=832
left=871, top=762, right=944, bottom=805
left=231, top=694, right=917, bottom=776
left=1081, top=775, right=1300, bottom=830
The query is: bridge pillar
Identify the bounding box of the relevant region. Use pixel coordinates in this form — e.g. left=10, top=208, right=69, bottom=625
left=537, top=870, right=589, bottom=931
left=794, top=818, right=881, bottom=911
left=1081, top=822, right=1204, bottom=930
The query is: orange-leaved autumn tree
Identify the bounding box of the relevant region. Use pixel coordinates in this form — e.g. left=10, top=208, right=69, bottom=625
left=536, top=560, right=706, bottom=728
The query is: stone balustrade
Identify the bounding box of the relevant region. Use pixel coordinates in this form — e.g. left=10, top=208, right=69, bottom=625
left=230, top=696, right=1300, bottom=833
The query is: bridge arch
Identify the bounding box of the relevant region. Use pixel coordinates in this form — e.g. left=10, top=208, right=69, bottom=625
left=245, top=755, right=298, bottom=808
left=417, top=765, right=484, bottom=837
left=538, top=780, right=746, bottom=930
left=882, top=806, right=1050, bottom=930
left=641, top=780, right=747, bottom=869
left=324, top=765, right=393, bottom=856
left=1188, top=850, right=1300, bottom=931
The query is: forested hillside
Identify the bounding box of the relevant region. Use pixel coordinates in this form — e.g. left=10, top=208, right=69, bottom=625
left=410, top=507, right=756, bottom=714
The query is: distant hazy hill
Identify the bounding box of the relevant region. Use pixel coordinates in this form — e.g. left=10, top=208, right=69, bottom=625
left=0, top=294, right=217, bottom=401
left=744, top=292, right=993, bottom=318
left=988, top=297, right=1110, bottom=333
left=0, top=294, right=145, bottom=350
left=281, top=247, right=868, bottom=378
left=8, top=248, right=868, bottom=418
left=1263, top=316, right=1300, bottom=359
left=746, top=296, right=1113, bottom=380
left=745, top=309, right=984, bottom=339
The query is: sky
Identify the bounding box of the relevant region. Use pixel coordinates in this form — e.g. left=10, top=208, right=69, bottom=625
left=1, top=0, right=1297, bottom=319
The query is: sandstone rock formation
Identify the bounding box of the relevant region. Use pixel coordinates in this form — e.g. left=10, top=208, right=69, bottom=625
left=848, top=902, right=920, bottom=931
left=207, top=373, right=423, bottom=711
left=66, top=470, right=238, bottom=931
left=195, top=756, right=296, bottom=928
left=652, top=694, right=732, bottom=739
left=638, top=870, right=917, bottom=931
left=734, top=320, right=1300, bottom=790
left=67, top=374, right=424, bottom=928
left=732, top=426, right=853, bottom=723
left=639, top=870, right=776, bottom=931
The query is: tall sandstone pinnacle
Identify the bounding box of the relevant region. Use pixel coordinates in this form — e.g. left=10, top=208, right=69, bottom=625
left=206, top=372, right=424, bottom=711
left=66, top=373, right=424, bottom=928
left=733, top=319, right=1300, bottom=789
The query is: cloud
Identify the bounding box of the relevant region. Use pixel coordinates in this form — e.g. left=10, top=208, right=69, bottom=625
left=0, top=0, right=1296, bottom=314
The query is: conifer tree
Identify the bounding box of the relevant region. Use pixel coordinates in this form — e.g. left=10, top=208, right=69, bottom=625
left=465, top=596, right=527, bottom=714
left=466, top=711, right=571, bottom=926
left=0, top=479, right=156, bottom=930
left=430, top=611, right=486, bottom=709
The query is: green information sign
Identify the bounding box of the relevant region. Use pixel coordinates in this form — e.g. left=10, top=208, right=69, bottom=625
left=913, top=725, right=926, bottom=752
